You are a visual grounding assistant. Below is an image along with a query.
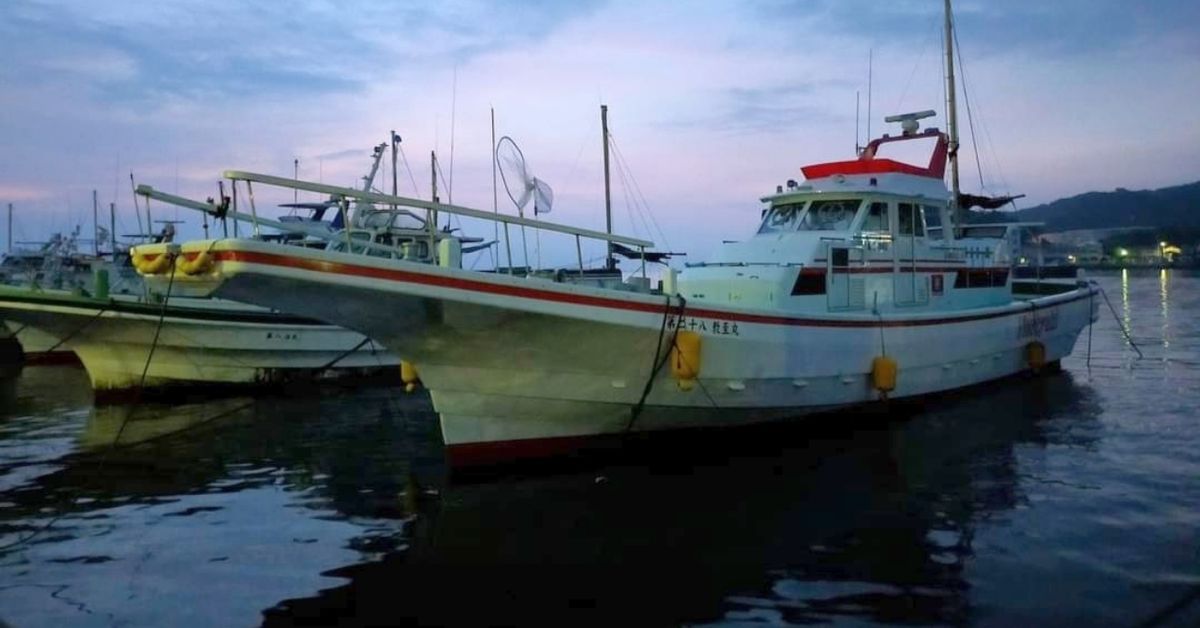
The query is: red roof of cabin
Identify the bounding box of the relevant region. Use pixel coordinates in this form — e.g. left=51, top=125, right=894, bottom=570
left=801, top=129, right=949, bottom=181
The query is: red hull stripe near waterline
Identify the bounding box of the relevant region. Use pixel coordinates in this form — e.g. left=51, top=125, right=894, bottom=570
left=445, top=434, right=598, bottom=467
left=212, top=249, right=1093, bottom=329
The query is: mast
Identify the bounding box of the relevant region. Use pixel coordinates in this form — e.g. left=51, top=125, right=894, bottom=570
left=92, top=189, right=99, bottom=255
left=109, top=202, right=117, bottom=257
left=6, top=203, right=11, bottom=254
left=431, top=150, right=439, bottom=224
left=391, top=131, right=399, bottom=198
left=601, top=104, right=613, bottom=270
left=944, top=0, right=962, bottom=225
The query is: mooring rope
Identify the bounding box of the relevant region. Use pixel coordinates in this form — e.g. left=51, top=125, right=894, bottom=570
left=625, top=294, right=686, bottom=433
left=1097, top=285, right=1144, bottom=359
left=1, top=255, right=181, bottom=551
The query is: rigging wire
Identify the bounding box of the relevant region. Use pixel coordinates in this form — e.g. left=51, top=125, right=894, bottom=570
left=611, top=139, right=649, bottom=241
left=895, top=12, right=942, bottom=114
left=607, top=133, right=671, bottom=250
left=952, top=24, right=986, bottom=192
left=397, top=144, right=421, bottom=199
left=608, top=134, right=655, bottom=242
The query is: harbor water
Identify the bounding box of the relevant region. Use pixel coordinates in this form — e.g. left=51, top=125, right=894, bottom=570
left=1, top=270, right=1197, bottom=626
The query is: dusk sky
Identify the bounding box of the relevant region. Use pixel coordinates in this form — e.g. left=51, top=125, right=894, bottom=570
left=2, top=0, right=1198, bottom=264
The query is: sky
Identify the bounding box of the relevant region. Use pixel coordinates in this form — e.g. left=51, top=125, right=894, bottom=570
left=1, top=0, right=1198, bottom=265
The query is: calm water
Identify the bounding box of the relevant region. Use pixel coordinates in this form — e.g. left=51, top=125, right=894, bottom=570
left=1, top=270, right=1197, bottom=627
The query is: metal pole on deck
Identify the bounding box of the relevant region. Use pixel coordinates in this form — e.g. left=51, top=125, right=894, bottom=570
left=391, top=131, right=399, bottom=199
left=92, top=190, right=99, bottom=256
left=430, top=152, right=439, bottom=260
left=109, top=202, right=116, bottom=256
left=491, top=108, right=502, bottom=272
left=602, top=104, right=614, bottom=271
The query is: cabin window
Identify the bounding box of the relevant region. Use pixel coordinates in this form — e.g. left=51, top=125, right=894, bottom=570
left=861, top=202, right=890, bottom=233
left=757, top=202, right=806, bottom=234
left=797, top=199, right=860, bottom=231
left=898, top=203, right=924, bottom=237
left=922, top=204, right=943, bottom=240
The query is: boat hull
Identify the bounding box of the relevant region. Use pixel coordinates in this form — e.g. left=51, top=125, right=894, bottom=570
left=176, top=240, right=1099, bottom=466
left=1, top=319, right=77, bottom=364
left=0, top=288, right=398, bottom=397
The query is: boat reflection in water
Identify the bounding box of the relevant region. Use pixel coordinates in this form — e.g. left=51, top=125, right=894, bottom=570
left=259, top=371, right=1099, bottom=626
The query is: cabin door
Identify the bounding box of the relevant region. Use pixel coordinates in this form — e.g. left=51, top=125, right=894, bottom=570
left=894, top=203, right=927, bottom=305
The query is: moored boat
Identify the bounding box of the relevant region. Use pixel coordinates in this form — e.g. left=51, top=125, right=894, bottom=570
left=130, top=1, right=1099, bottom=465
left=0, top=284, right=398, bottom=400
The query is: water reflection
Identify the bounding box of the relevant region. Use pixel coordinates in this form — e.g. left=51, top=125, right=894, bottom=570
left=262, top=372, right=1100, bottom=627
left=1120, top=268, right=1131, bottom=332
left=1160, top=268, right=1170, bottom=351
left=2, top=272, right=1195, bottom=626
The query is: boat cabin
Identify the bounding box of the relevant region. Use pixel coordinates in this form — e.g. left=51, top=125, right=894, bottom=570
left=678, top=112, right=1016, bottom=314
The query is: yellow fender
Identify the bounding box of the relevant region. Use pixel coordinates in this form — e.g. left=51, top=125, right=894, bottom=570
left=1026, top=341, right=1046, bottom=371
left=872, top=355, right=898, bottom=395
left=132, top=251, right=174, bottom=275
left=177, top=250, right=214, bottom=275
left=400, top=360, right=420, bottom=393
left=670, top=330, right=702, bottom=391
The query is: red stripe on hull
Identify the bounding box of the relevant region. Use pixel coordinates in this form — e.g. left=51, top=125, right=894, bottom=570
left=214, top=249, right=1094, bottom=329
left=446, top=435, right=599, bottom=468
left=22, top=350, right=80, bottom=366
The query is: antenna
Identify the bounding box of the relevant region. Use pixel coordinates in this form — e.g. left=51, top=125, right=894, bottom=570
left=855, top=90, right=861, bottom=154
left=448, top=66, right=457, bottom=205
left=867, top=48, right=873, bottom=143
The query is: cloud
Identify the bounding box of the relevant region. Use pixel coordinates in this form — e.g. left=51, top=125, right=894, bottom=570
left=0, top=0, right=604, bottom=108
left=757, top=0, right=1200, bottom=57
left=667, top=83, right=853, bottom=134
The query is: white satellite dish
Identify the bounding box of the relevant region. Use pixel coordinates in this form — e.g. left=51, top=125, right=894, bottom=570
left=496, top=136, right=554, bottom=217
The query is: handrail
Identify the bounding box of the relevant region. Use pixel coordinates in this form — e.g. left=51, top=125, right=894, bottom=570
left=223, top=170, right=654, bottom=249
left=135, top=185, right=424, bottom=260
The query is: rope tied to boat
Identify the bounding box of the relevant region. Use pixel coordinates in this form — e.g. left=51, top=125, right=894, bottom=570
left=0, top=253, right=180, bottom=552
left=625, top=294, right=686, bottom=433
left=1095, top=283, right=1144, bottom=360
left=40, top=302, right=114, bottom=355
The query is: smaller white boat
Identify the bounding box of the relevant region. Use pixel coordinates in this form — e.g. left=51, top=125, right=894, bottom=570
left=0, top=285, right=397, bottom=399
left=0, top=142, right=408, bottom=396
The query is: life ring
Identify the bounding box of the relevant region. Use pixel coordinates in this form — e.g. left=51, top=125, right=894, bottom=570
left=132, top=252, right=174, bottom=275
left=177, top=250, right=214, bottom=275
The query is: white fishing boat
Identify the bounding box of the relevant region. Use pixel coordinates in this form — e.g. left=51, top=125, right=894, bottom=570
left=130, top=1, right=1099, bottom=465
left=0, top=142, right=412, bottom=394
left=0, top=284, right=396, bottom=398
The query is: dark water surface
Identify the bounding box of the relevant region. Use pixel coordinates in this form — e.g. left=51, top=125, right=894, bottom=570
left=1, top=270, right=1197, bottom=627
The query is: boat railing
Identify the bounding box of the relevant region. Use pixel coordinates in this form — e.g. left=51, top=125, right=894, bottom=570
left=139, top=172, right=655, bottom=279
left=223, top=171, right=655, bottom=279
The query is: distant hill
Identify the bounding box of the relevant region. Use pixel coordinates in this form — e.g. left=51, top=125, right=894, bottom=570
left=969, top=181, right=1200, bottom=232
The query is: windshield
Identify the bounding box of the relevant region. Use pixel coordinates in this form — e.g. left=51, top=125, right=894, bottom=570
left=797, top=199, right=861, bottom=231
left=757, top=202, right=806, bottom=234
